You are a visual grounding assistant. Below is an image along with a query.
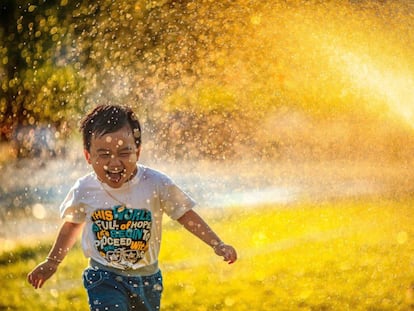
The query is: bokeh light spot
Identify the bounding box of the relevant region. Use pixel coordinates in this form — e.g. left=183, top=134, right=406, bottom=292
left=32, top=203, right=47, bottom=219
left=397, top=231, right=408, bottom=244
left=49, top=288, right=59, bottom=298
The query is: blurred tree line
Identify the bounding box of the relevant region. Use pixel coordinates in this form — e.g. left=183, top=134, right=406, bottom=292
left=2, top=0, right=413, bottom=160
left=0, top=0, right=263, bottom=159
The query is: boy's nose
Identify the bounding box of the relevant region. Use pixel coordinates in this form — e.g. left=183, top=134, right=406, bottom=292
left=108, top=155, right=122, bottom=165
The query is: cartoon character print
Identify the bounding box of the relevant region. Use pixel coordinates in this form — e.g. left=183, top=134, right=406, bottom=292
left=91, top=205, right=152, bottom=268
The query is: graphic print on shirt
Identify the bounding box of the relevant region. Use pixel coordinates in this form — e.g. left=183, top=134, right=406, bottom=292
left=91, top=205, right=152, bottom=267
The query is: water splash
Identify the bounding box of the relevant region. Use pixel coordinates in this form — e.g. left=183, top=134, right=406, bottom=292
left=152, top=1, right=414, bottom=163
left=177, top=1, right=414, bottom=127
left=3, top=1, right=414, bottom=245
left=334, top=49, right=414, bottom=126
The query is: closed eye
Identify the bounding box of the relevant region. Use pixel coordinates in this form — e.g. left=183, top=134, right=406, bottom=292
left=97, top=152, right=111, bottom=159
left=118, top=147, right=134, bottom=157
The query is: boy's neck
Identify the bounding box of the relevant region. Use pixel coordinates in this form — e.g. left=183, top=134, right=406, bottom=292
left=125, top=166, right=138, bottom=182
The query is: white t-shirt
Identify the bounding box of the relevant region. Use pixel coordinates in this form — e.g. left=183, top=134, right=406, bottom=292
left=60, top=164, right=195, bottom=273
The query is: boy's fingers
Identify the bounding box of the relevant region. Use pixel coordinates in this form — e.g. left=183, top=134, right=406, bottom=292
left=34, top=278, right=43, bottom=289
left=214, top=244, right=237, bottom=264
left=37, top=279, right=45, bottom=289
left=223, top=248, right=237, bottom=264
left=28, top=272, right=43, bottom=289
left=28, top=273, right=35, bottom=287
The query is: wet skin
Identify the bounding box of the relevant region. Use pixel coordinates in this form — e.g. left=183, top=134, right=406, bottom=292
left=84, top=126, right=141, bottom=189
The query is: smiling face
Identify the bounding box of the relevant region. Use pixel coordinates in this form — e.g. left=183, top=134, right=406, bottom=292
left=84, top=125, right=141, bottom=188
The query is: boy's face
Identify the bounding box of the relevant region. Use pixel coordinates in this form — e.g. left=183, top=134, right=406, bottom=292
left=84, top=125, right=140, bottom=188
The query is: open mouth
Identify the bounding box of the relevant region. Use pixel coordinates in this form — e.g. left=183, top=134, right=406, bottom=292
left=105, top=168, right=126, bottom=183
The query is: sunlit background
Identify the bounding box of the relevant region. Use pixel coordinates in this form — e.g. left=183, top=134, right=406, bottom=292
left=1, top=1, right=414, bottom=309
left=1, top=0, right=414, bottom=241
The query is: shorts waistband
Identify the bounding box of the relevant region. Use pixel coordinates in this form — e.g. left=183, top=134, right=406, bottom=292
left=89, top=258, right=159, bottom=277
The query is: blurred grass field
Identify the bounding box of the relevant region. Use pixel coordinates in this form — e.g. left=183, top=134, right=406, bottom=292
left=2, top=198, right=414, bottom=311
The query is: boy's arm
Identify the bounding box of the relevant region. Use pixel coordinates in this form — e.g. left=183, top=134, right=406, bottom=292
left=177, top=209, right=237, bottom=264
left=27, top=221, right=84, bottom=289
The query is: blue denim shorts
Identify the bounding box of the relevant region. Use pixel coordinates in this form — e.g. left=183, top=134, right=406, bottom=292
left=83, top=267, right=163, bottom=311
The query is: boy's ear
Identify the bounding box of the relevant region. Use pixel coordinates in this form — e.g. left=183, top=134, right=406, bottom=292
left=135, top=146, right=141, bottom=160
left=84, top=149, right=92, bottom=164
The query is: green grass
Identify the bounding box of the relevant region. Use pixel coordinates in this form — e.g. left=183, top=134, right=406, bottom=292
left=3, top=198, right=414, bottom=310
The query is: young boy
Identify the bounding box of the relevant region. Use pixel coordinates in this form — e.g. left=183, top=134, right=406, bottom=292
left=27, top=104, right=237, bottom=310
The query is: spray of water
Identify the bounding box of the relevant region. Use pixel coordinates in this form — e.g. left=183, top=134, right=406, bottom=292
left=3, top=1, right=414, bottom=245
left=154, top=0, right=414, bottom=208
left=140, top=1, right=414, bottom=166
left=166, top=1, right=414, bottom=132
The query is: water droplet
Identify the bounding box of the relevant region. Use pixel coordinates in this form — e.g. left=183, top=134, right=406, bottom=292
left=397, top=231, right=408, bottom=244
left=32, top=203, right=47, bottom=219
left=225, top=297, right=236, bottom=307
left=49, top=288, right=59, bottom=298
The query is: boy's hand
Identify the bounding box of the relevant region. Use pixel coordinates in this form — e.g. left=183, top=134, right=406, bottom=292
left=27, top=260, right=59, bottom=289
left=213, top=242, right=237, bottom=264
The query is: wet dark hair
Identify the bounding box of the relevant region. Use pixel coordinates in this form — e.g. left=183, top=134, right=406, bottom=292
left=80, top=105, right=141, bottom=152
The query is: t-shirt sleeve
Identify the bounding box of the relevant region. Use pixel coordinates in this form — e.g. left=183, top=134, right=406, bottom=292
left=59, top=181, right=87, bottom=224
left=160, top=175, right=196, bottom=220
